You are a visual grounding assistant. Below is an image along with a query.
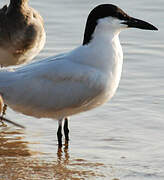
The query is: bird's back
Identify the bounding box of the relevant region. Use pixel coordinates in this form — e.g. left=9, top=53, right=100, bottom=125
left=0, top=53, right=109, bottom=119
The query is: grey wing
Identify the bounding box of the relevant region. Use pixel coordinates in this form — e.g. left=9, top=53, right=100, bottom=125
left=1, top=59, right=104, bottom=117
left=23, top=78, right=100, bottom=110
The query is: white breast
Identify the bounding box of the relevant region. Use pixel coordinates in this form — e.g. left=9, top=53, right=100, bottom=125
left=67, top=33, right=123, bottom=113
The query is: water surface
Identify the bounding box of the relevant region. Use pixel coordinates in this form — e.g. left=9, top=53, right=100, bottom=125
left=0, top=0, right=163, bottom=179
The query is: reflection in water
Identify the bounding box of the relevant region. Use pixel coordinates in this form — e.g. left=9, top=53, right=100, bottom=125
left=0, top=129, right=105, bottom=179
left=0, top=128, right=32, bottom=157
left=55, top=146, right=105, bottom=179
left=57, top=146, right=70, bottom=164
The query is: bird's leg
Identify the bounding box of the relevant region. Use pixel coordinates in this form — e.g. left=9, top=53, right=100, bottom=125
left=0, top=96, right=7, bottom=127
left=2, top=104, right=7, bottom=119
left=0, top=116, right=6, bottom=127
left=0, top=104, right=7, bottom=127
left=57, top=119, right=63, bottom=148
left=64, top=117, right=69, bottom=145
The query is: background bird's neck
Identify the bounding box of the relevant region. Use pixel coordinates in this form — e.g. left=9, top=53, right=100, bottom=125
left=9, top=0, right=28, bottom=9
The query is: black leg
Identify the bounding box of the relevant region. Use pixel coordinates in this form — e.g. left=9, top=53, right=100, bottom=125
left=2, top=104, right=7, bottom=118
left=64, top=117, right=69, bottom=144
left=57, top=120, right=63, bottom=148
left=0, top=104, right=7, bottom=127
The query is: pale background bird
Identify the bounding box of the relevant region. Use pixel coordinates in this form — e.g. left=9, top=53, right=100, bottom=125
left=0, top=0, right=46, bottom=67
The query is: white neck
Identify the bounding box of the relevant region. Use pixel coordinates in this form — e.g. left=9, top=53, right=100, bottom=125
left=91, top=18, right=121, bottom=43
left=75, top=22, right=123, bottom=73
left=87, top=23, right=124, bottom=97
left=69, top=22, right=124, bottom=99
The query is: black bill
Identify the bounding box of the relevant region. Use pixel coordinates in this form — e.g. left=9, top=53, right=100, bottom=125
left=122, top=17, right=158, bottom=30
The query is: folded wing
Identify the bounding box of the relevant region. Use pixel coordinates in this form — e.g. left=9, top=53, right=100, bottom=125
left=0, top=56, right=105, bottom=118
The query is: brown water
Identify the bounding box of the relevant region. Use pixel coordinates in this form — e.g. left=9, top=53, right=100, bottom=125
left=0, top=0, right=163, bottom=179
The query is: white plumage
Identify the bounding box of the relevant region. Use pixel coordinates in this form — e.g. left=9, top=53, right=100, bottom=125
left=0, top=26, right=123, bottom=119
left=0, top=4, right=157, bottom=146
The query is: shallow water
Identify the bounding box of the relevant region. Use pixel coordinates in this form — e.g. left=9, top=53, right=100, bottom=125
left=0, top=0, right=163, bottom=179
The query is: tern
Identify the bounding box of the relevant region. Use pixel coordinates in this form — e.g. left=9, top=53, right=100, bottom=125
left=0, top=0, right=46, bottom=67
left=0, top=4, right=157, bottom=147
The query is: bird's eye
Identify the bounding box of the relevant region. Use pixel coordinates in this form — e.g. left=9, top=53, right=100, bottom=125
left=117, top=12, right=124, bottom=19
left=117, top=11, right=128, bottom=20
left=122, top=14, right=127, bottom=20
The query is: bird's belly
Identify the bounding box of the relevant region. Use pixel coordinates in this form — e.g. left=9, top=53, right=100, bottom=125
left=0, top=47, right=36, bottom=67
left=54, top=83, right=119, bottom=118
left=75, top=86, right=117, bottom=112
left=0, top=48, right=16, bottom=66
left=5, top=82, right=118, bottom=120
left=0, top=31, right=45, bottom=67
left=4, top=65, right=121, bottom=120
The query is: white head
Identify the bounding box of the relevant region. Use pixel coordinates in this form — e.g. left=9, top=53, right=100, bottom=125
left=83, top=4, right=158, bottom=45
